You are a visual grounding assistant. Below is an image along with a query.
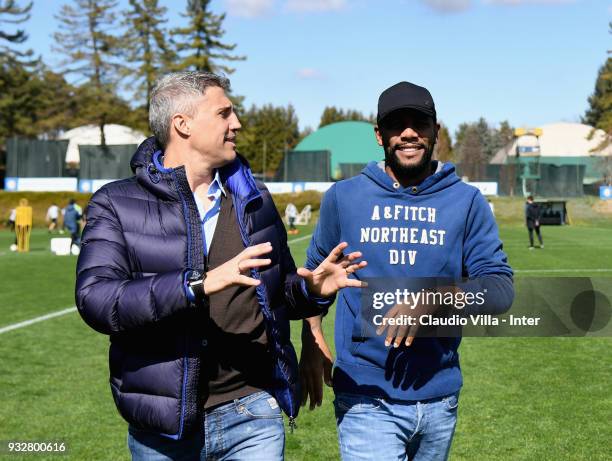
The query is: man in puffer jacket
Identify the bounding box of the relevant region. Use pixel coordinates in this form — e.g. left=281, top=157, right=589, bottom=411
left=75, top=71, right=366, bottom=460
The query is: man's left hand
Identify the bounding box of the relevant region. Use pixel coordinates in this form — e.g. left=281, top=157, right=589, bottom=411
left=299, top=317, right=333, bottom=410
left=297, top=242, right=367, bottom=298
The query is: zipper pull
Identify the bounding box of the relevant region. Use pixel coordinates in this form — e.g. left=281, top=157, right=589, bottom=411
left=288, top=416, right=297, bottom=433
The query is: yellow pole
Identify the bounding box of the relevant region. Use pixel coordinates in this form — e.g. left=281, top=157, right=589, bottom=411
left=15, top=198, right=33, bottom=253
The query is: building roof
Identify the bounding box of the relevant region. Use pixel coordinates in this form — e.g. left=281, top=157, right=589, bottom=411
left=491, top=122, right=612, bottom=164
left=293, top=121, right=383, bottom=178
left=59, top=124, right=147, bottom=163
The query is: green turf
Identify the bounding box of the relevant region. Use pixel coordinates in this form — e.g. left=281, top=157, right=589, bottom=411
left=0, top=220, right=611, bottom=460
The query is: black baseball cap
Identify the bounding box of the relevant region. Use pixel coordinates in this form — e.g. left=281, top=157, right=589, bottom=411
left=377, top=81, right=436, bottom=125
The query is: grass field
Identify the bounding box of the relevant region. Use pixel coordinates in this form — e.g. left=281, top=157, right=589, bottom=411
left=1, top=218, right=611, bottom=460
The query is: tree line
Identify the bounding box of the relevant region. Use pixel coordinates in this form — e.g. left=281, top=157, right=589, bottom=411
left=1, top=0, right=245, bottom=151
left=582, top=24, right=611, bottom=150
left=1, top=2, right=610, bottom=178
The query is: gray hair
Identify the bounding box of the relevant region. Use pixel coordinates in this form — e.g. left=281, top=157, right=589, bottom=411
left=149, top=71, right=231, bottom=148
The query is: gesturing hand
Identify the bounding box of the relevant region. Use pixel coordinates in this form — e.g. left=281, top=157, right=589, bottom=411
left=203, top=242, right=273, bottom=295
left=297, top=242, right=367, bottom=298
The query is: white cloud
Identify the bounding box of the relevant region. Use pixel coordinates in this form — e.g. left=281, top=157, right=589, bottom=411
left=419, top=0, right=472, bottom=13
left=483, top=0, right=576, bottom=5
left=225, top=0, right=275, bottom=18
left=419, top=0, right=575, bottom=13
left=285, top=0, right=347, bottom=13
left=296, top=68, right=325, bottom=79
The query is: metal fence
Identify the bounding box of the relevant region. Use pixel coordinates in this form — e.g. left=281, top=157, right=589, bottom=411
left=275, top=150, right=331, bottom=182
left=6, top=137, right=69, bottom=177
left=78, top=144, right=136, bottom=180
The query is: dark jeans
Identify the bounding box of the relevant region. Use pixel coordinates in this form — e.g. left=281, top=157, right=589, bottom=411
left=528, top=226, right=543, bottom=247
left=66, top=224, right=81, bottom=247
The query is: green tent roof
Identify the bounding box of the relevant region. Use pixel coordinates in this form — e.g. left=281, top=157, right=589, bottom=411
left=294, top=121, right=383, bottom=178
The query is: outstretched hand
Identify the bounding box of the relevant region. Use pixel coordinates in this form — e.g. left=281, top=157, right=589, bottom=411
left=297, top=242, right=367, bottom=298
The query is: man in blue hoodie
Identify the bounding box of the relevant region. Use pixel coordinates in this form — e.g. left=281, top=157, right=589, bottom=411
left=300, top=82, right=514, bottom=460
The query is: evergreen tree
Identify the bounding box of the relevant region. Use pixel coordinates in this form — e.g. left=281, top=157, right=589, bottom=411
left=434, top=123, right=453, bottom=162
left=299, top=126, right=313, bottom=142
left=171, top=0, right=245, bottom=74
left=0, top=58, right=81, bottom=145
left=454, top=122, right=469, bottom=150
left=457, top=125, right=485, bottom=180
left=455, top=118, right=514, bottom=163
left=583, top=57, right=612, bottom=136
left=0, top=54, right=34, bottom=144
left=498, top=120, right=514, bottom=146
left=475, top=117, right=497, bottom=160
left=0, top=0, right=32, bottom=57
left=121, top=0, right=175, bottom=112
left=583, top=24, right=612, bottom=151
left=497, top=120, right=515, bottom=155
left=319, top=106, right=374, bottom=128
left=30, top=65, right=81, bottom=138
left=319, top=106, right=344, bottom=127
left=73, top=83, right=147, bottom=132
left=53, top=0, right=126, bottom=145
left=236, top=104, right=300, bottom=176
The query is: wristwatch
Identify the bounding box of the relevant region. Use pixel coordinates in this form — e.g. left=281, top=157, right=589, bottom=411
left=187, top=270, right=207, bottom=302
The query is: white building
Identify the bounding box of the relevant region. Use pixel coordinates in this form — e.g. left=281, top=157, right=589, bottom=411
left=59, top=124, right=147, bottom=164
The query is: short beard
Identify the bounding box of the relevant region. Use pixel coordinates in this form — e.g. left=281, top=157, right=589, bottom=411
left=384, top=140, right=435, bottom=180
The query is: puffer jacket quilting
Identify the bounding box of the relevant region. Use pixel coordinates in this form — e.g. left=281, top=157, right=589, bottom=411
left=75, top=137, right=327, bottom=439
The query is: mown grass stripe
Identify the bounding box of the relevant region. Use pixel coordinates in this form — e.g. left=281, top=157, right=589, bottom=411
left=0, top=233, right=314, bottom=335
left=0, top=307, right=77, bottom=335
left=514, top=268, right=612, bottom=273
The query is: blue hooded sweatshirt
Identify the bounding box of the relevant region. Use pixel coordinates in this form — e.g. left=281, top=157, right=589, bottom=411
left=305, top=161, right=513, bottom=401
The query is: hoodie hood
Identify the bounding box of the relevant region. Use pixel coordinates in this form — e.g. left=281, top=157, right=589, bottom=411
left=361, top=160, right=460, bottom=196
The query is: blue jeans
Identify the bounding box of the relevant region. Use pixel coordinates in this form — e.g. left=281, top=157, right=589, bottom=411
left=128, top=391, right=285, bottom=460
left=334, top=392, right=459, bottom=461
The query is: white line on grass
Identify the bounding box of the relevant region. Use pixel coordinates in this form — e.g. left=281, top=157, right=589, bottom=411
left=0, top=307, right=77, bottom=335
left=0, top=233, right=314, bottom=335
left=287, top=233, right=313, bottom=244
left=514, top=268, right=612, bottom=273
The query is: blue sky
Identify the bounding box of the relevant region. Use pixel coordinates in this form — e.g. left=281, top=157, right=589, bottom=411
left=13, top=0, right=612, bottom=137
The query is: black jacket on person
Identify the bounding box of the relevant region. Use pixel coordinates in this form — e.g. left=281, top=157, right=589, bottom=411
left=525, top=202, right=541, bottom=228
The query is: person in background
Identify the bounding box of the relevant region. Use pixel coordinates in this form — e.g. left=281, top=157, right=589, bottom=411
left=63, top=199, right=82, bottom=249
left=7, top=208, right=17, bottom=250
left=46, top=203, right=60, bottom=233
left=525, top=195, right=543, bottom=249
left=286, top=202, right=298, bottom=235
left=7, top=208, right=16, bottom=233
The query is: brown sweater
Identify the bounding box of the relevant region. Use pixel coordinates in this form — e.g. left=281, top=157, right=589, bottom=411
left=201, top=190, right=274, bottom=408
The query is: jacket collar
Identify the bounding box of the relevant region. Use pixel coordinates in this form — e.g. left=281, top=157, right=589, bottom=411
left=131, top=137, right=261, bottom=205
left=218, top=153, right=261, bottom=205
